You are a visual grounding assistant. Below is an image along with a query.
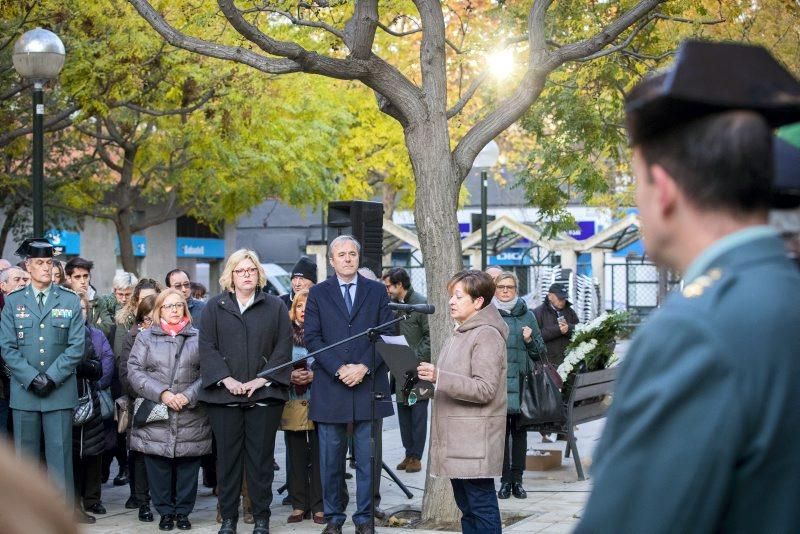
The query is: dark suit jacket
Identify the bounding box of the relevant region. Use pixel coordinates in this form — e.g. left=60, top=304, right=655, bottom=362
left=304, top=274, right=394, bottom=423
left=576, top=233, right=800, bottom=533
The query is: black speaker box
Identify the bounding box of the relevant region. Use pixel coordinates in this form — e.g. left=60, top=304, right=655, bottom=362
left=327, top=201, right=384, bottom=277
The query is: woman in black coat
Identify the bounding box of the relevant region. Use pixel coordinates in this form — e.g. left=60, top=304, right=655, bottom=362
left=199, top=249, right=292, bottom=534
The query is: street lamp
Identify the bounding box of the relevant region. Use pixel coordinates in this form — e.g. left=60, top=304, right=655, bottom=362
left=474, top=140, right=500, bottom=270
left=12, top=28, right=66, bottom=238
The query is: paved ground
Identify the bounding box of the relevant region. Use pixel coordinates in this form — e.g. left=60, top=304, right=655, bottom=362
left=83, top=412, right=606, bottom=534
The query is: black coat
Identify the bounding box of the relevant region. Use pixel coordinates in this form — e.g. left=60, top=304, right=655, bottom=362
left=198, top=288, right=292, bottom=405
left=532, top=298, right=579, bottom=367
left=73, top=328, right=105, bottom=457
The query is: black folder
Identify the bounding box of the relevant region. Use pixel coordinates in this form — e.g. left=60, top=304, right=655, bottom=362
left=376, top=341, right=434, bottom=405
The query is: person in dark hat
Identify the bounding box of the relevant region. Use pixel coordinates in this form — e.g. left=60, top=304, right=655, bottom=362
left=576, top=41, right=800, bottom=533
left=532, top=283, right=579, bottom=368
left=280, top=256, right=318, bottom=307
left=0, top=238, right=85, bottom=518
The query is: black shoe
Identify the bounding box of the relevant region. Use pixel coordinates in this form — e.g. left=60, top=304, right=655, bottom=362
left=159, top=514, right=176, bottom=531
left=139, top=504, right=154, bottom=522
left=355, top=522, right=374, bottom=534
left=76, top=509, right=96, bottom=524
left=86, top=503, right=107, bottom=514
left=176, top=514, right=191, bottom=530
left=512, top=482, right=527, bottom=499
left=281, top=495, right=291, bottom=506
left=343, top=472, right=353, bottom=480
left=497, top=482, right=512, bottom=499
left=218, top=518, right=237, bottom=534
left=114, top=468, right=129, bottom=486
left=125, top=496, right=139, bottom=509
left=321, top=523, right=343, bottom=534
left=374, top=508, right=386, bottom=520
left=253, top=517, right=269, bottom=534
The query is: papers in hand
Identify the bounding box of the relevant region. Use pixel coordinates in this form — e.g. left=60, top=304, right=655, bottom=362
left=380, top=335, right=409, bottom=346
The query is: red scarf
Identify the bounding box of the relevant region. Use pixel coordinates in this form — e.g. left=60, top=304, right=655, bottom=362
left=160, top=317, right=190, bottom=337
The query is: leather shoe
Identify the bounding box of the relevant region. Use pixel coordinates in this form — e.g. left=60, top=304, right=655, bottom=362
left=355, top=522, right=374, bottom=534
left=159, top=514, right=175, bottom=531
left=396, top=457, right=409, bottom=470
left=405, top=457, right=422, bottom=473
left=512, top=482, right=527, bottom=499
left=75, top=509, right=96, bottom=524
left=253, top=517, right=269, bottom=533
left=313, top=512, right=325, bottom=525
left=497, top=482, right=511, bottom=499
left=86, top=503, right=106, bottom=514
left=114, top=470, right=129, bottom=486
left=287, top=510, right=305, bottom=523
left=218, top=518, right=237, bottom=534
left=125, top=496, right=139, bottom=509
left=321, top=522, right=343, bottom=534
left=139, top=504, right=154, bottom=522
left=176, top=514, right=191, bottom=530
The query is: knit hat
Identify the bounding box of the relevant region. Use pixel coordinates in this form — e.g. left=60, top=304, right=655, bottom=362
left=291, top=256, right=317, bottom=284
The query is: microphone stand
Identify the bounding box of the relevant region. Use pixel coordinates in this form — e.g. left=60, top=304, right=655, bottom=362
left=257, top=313, right=417, bottom=530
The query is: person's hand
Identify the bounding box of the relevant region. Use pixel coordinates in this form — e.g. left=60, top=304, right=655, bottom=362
left=291, top=369, right=313, bottom=385
left=173, top=393, right=189, bottom=410
left=161, top=390, right=182, bottom=411
left=522, top=326, right=533, bottom=343
left=221, top=376, right=245, bottom=395
left=30, top=373, right=56, bottom=397
left=242, top=377, right=269, bottom=398
left=341, top=364, right=368, bottom=387
left=559, top=320, right=569, bottom=335
left=417, top=362, right=437, bottom=384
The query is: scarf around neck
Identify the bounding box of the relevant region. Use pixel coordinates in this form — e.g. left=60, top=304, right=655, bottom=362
left=492, top=296, right=518, bottom=313
left=160, top=316, right=190, bottom=337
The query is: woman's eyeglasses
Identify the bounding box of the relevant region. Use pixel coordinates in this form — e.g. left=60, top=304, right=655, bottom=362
left=161, top=303, right=185, bottom=311
left=233, top=267, right=259, bottom=277
left=496, top=284, right=516, bottom=291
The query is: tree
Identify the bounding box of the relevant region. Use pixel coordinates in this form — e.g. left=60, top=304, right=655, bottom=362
left=128, top=0, right=668, bottom=523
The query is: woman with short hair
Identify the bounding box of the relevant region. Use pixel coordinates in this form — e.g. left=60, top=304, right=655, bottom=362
left=199, top=249, right=292, bottom=534
left=417, top=270, right=508, bottom=534
left=128, top=289, right=210, bottom=531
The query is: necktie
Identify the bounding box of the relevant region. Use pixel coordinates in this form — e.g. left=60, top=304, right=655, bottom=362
left=37, top=292, right=45, bottom=312
left=342, top=283, right=353, bottom=315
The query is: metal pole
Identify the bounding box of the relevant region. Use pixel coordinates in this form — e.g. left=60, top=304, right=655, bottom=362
left=481, top=169, right=488, bottom=270
left=32, top=82, right=45, bottom=237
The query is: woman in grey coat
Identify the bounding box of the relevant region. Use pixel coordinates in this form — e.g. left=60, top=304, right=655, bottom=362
left=128, top=289, right=211, bottom=531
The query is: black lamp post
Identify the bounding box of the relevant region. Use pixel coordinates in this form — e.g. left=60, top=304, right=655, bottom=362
left=474, top=140, right=500, bottom=270
left=12, top=28, right=66, bottom=238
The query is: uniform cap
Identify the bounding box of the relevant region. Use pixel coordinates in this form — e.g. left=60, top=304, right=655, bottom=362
left=15, top=238, right=54, bottom=259
left=625, top=40, right=800, bottom=146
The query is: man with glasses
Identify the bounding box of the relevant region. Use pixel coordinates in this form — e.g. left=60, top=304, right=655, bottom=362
left=165, top=269, right=205, bottom=324
left=0, top=238, right=84, bottom=508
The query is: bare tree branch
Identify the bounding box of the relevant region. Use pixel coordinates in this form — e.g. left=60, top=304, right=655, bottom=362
left=0, top=104, right=78, bottom=147
left=374, top=18, right=463, bottom=54
left=446, top=72, right=487, bottom=119
left=577, top=14, right=656, bottom=62
left=653, top=13, right=726, bottom=25
left=344, top=0, right=378, bottom=60
left=241, top=5, right=345, bottom=39
left=117, top=89, right=216, bottom=116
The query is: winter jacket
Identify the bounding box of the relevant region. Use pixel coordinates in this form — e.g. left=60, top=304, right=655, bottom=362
left=93, top=294, right=120, bottom=338
left=127, top=324, right=211, bottom=458
left=88, top=326, right=114, bottom=390
left=429, top=304, right=508, bottom=479
left=533, top=298, right=580, bottom=367
left=73, top=327, right=105, bottom=457
left=198, top=289, right=292, bottom=405
left=498, top=298, right=546, bottom=414
left=118, top=325, right=143, bottom=399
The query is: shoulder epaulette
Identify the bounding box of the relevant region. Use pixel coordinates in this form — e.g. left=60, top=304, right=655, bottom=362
left=682, top=268, right=723, bottom=298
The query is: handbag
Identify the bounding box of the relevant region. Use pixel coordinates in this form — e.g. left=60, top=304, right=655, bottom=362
left=518, top=354, right=565, bottom=427
left=132, top=336, right=186, bottom=428
left=73, top=379, right=94, bottom=426
left=115, top=396, right=130, bottom=433
left=280, top=399, right=314, bottom=431
left=98, top=387, right=113, bottom=420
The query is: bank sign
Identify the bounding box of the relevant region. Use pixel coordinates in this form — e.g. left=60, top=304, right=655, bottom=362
left=489, top=248, right=534, bottom=266
left=177, top=237, right=225, bottom=259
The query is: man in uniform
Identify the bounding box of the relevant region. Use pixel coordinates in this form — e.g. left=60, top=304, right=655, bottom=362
left=0, top=238, right=84, bottom=501
left=576, top=41, right=800, bottom=533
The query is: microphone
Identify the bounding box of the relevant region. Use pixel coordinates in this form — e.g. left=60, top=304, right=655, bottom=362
left=388, top=303, right=435, bottom=314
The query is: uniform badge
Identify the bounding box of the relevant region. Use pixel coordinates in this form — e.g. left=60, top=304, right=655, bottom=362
left=51, top=308, right=73, bottom=319
left=14, top=305, right=29, bottom=319
left=17, top=331, right=23, bottom=339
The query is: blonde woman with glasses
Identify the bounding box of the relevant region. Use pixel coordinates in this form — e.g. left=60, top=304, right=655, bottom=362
left=198, top=249, right=293, bottom=534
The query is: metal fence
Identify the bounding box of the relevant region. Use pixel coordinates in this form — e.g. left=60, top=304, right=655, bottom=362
left=606, top=258, right=681, bottom=327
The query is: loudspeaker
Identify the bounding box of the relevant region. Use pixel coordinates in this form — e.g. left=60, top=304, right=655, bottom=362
left=327, top=201, right=384, bottom=277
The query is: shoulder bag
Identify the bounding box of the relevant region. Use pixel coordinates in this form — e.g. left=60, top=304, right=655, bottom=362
left=73, top=379, right=94, bottom=426
left=518, top=352, right=565, bottom=428
left=132, top=336, right=186, bottom=428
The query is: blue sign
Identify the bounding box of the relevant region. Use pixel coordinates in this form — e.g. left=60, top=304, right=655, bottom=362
left=568, top=221, right=596, bottom=241
left=488, top=247, right=533, bottom=266
left=115, top=235, right=147, bottom=257
left=459, top=223, right=471, bottom=238
left=176, top=237, right=225, bottom=259
left=46, top=230, right=81, bottom=255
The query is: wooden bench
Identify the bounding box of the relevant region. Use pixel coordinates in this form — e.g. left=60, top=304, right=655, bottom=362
left=533, top=367, right=618, bottom=480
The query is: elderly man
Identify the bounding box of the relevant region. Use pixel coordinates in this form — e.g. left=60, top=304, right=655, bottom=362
left=281, top=256, right=317, bottom=307
left=0, top=265, right=27, bottom=434
left=0, top=267, right=29, bottom=296
left=532, top=283, right=579, bottom=367
left=576, top=41, right=800, bottom=533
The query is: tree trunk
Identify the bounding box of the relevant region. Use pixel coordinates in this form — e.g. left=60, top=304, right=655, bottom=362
left=0, top=201, right=22, bottom=256
left=407, top=122, right=464, bottom=526
left=115, top=209, right=138, bottom=276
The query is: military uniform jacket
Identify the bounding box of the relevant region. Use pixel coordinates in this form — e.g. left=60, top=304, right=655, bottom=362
left=0, top=284, right=84, bottom=411
left=577, top=233, right=800, bottom=534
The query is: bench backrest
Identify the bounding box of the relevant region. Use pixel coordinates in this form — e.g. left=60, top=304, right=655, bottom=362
left=566, top=367, right=618, bottom=425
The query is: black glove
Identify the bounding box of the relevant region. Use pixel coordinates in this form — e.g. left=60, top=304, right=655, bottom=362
left=30, top=373, right=56, bottom=397
left=76, top=359, right=101, bottom=380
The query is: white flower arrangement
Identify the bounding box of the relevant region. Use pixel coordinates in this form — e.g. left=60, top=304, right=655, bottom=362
left=557, top=339, right=598, bottom=380
left=556, top=311, right=629, bottom=381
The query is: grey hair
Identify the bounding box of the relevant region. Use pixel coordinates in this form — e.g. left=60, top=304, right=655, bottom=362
left=0, top=267, right=24, bottom=284
left=112, top=271, right=138, bottom=290
left=328, top=235, right=361, bottom=258
left=357, top=267, right=378, bottom=281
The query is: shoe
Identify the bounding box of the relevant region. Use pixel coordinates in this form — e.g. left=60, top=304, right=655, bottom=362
left=541, top=432, right=553, bottom=443
left=159, top=514, right=176, bottom=531
left=512, top=482, right=527, bottom=499
left=281, top=495, right=291, bottom=506
left=114, top=468, right=129, bottom=486
left=176, top=514, right=191, bottom=530
left=374, top=508, right=386, bottom=520
left=321, top=523, right=343, bottom=534
left=139, top=504, right=155, bottom=522
left=497, top=482, right=511, bottom=499
left=76, top=509, right=96, bottom=524
left=87, top=503, right=107, bottom=514
left=355, top=522, right=374, bottom=534
left=253, top=517, right=269, bottom=534
left=396, top=457, right=409, bottom=470
left=125, top=496, right=139, bottom=509
left=313, top=513, right=325, bottom=525
left=405, top=457, right=422, bottom=473
left=288, top=510, right=305, bottom=523
left=218, top=518, right=237, bottom=534
left=243, top=511, right=254, bottom=524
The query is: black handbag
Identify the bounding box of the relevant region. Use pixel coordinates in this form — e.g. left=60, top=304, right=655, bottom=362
left=132, top=336, right=186, bottom=428
left=73, top=379, right=94, bottom=426
left=518, top=354, right=564, bottom=427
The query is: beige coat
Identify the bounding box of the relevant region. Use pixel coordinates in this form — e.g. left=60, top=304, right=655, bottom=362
left=430, top=304, right=509, bottom=479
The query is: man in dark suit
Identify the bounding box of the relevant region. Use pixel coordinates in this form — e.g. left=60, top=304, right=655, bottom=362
left=304, top=235, right=394, bottom=534
left=576, top=41, right=800, bottom=533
